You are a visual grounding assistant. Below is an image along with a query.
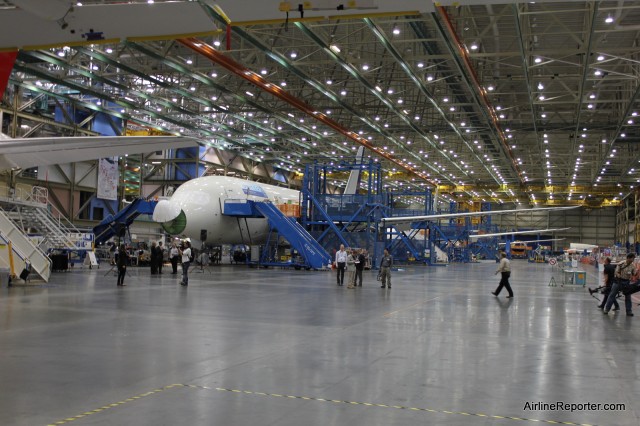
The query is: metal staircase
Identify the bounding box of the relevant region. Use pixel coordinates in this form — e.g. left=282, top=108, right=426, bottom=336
left=0, top=186, right=86, bottom=253
left=93, top=198, right=158, bottom=244
left=253, top=202, right=331, bottom=269
left=223, top=200, right=331, bottom=269
left=0, top=209, right=52, bottom=282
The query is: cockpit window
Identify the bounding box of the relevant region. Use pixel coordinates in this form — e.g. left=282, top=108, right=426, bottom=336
left=161, top=209, right=187, bottom=234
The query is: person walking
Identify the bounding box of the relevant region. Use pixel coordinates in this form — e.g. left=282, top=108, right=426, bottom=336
left=335, top=244, right=347, bottom=286
left=354, top=248, right=365, bottom=287
left=598, top=257, right=619, bottom=311
left=180, top=241, right=192, bottom=287
left=346, top=249, right=356, bottom=289
left=116, top=244, right=128, bottom=287
left=380, top=248, right=393, bottom=289
left=170, top=243, right=180, bottom=274
left=604, top=253, right=637, bottom=316
left=492, top=252, right=513, bottom=298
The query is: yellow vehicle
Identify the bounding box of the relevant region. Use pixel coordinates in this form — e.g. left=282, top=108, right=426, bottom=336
left=510, top=241, right=528, bottom=259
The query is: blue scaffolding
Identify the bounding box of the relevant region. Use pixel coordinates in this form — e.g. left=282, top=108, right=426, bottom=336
left=301, top=160, right=437, bottom=267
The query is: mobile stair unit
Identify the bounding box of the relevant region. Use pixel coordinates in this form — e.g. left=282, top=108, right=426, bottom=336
left=223, top=200, right=331, bottom=269
left=0, top=186, right=87, bottom=253
left=93, top=198, right=158, bottom=244
left=0, top=209, right=52, bottom=282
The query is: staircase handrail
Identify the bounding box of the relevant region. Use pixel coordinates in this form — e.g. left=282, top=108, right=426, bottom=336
left=45, top=201, right=84, bottom=235
left=0, top=185, right=43, bottom=207
left=0, top=230, right=28, bottom=263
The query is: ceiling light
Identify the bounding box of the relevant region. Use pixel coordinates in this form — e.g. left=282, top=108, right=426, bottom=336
left=605, top=16, right=614, bottom=23
left=534, top=57, right=542, bottom=63
left=290, top=51, right=298, bottom=59
left=329, top=44, right=341, bottom=53
left=362, top=64, right=370, bottom=71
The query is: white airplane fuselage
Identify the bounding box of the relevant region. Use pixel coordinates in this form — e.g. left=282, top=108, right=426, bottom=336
left=153, top=175, right=300, bottom=245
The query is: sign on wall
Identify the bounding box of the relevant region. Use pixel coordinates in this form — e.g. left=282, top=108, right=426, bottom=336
left=97, top=157, right=118, bottom=201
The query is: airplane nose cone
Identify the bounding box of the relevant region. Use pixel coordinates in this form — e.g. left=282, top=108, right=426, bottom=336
left=153, top=199, right=181, bottom=222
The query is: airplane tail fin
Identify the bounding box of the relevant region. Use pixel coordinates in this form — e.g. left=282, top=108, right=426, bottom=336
left=344, top=146, right=364, bottom=195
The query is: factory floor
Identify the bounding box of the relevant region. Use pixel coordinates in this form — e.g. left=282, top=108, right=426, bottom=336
left=0, top=261, right=637, bottom=426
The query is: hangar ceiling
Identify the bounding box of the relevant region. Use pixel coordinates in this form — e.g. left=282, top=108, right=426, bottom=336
left=3, top=0, right=640, bottom=208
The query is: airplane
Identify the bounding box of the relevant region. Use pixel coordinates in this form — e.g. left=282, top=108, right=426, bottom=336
left=467, top=228, right=571, bottom=240
left=153, top=174, right=578, bottom=249
left=568, top=242, right=598, bottom=253
left=381, top=206, right=579, bottom=224
left=153, top=146, right=367, bottom=245
left=0, top=133, right=198, bottom=170
left=153, top=175, right=300, bottom=245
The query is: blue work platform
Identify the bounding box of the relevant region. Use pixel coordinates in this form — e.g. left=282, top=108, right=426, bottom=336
left=223, top=200, right=331, bottom=270
left=93, top=198, right=158, bottom=244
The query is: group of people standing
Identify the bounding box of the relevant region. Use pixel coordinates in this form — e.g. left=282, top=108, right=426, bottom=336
left=150, top=241, right=165, bottom=275
left=335, top=245, right=392, bottom=289
left=115, top=240, right=192, bottom=288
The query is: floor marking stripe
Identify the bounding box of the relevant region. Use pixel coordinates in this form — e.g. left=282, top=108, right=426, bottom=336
left=203, top=385, right=600, bottom=426
left=46, top=383, right=601, bottom=426
left=46, top=384, right=187, bottom=426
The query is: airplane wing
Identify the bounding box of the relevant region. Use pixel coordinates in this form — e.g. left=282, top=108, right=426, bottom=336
left=468, top=228, right=571, bottom=240
left=0, top=1, right=218, bottom=50
left=0, top=135, right=198, bottom=170
left=381, top=206, right=580, bottom=224
left=497, top=238, right=565, bottom=245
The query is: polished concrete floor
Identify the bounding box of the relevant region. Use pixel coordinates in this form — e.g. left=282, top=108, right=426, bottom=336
left=1, top=261, right=638, bottom=426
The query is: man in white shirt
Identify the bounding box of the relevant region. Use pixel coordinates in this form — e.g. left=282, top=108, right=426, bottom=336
left=169, top=243, right=180, bottom=274
left=335, top=244, right=347, bottom=286
left=492, top=252, right=513, bottom=298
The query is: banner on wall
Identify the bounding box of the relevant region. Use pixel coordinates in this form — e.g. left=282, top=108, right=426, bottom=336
left=97, top=157, right=118, bottom=201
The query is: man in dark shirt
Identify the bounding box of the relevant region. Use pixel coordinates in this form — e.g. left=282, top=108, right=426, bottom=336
left=354, top=249, right=366, bottom=287
left=599, top=257, right=619, bottom=310
left=380, top=248, right=393, bottom=289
